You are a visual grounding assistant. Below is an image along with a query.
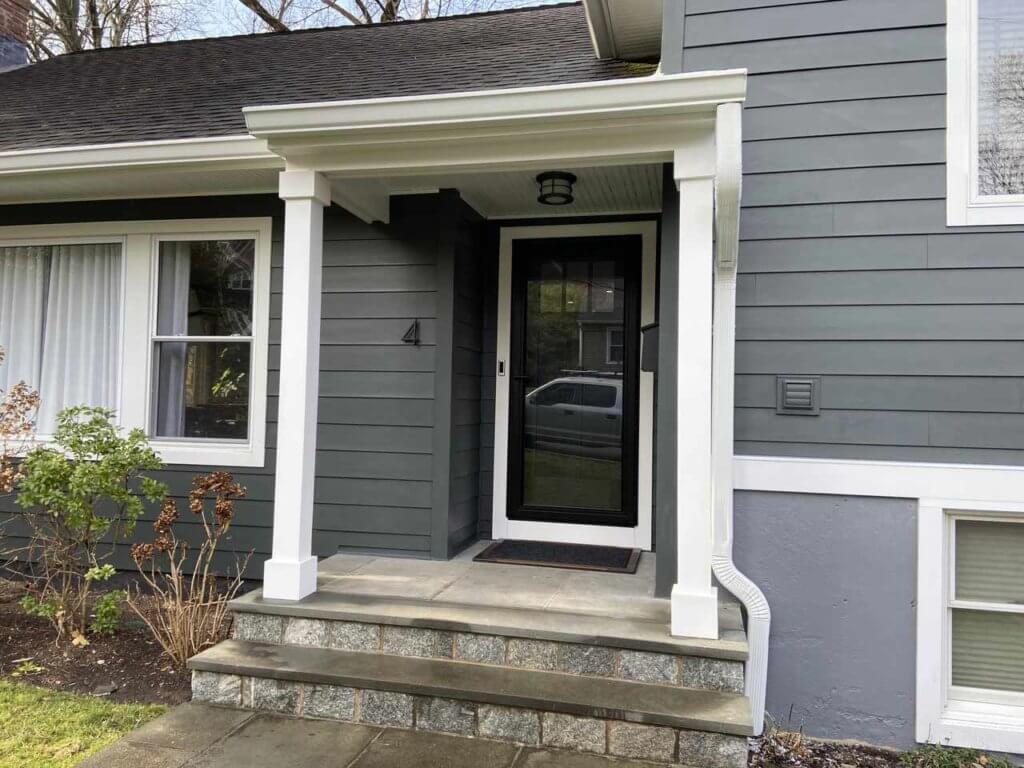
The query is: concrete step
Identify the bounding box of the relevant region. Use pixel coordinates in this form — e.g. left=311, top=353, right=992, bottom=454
left=228, top=590, right=747, bottom=694
left=190, top=639, right=752, bottom=767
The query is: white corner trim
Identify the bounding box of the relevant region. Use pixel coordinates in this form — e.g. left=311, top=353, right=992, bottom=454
left=946, top=0, right=1024, bottom=226
left=917, top=499, right=1024, bottom=753
left=491, top=221, right=657, bottom=551
left=0, top=135, right=280, bottom=176
left=734, top=454, right=1024, bottom=505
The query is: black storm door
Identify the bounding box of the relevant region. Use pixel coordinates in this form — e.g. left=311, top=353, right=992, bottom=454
left=507, top=236, right=641, bottom=527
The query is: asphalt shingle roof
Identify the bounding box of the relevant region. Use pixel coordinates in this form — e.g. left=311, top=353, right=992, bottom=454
left=0, top=3, right=650, bottom=153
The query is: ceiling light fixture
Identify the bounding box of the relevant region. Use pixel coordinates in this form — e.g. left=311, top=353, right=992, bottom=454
left=536, top=171, right=577, bottom=206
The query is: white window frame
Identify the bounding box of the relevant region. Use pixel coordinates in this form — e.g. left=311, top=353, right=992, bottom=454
left=605, top=327, right=624, bottom=365
left=0, top=218, right=272, bottom=467
left=947, top=0, right=1024, bottom=225
left=917, top=498, right=1024, bottom=753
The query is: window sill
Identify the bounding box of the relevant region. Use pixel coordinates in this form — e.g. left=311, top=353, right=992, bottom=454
left=153, top=440, right=265, bottom=469
left=926, top=700, right=1024, bottom=754
left=948, top=198, right=1024, bottom=227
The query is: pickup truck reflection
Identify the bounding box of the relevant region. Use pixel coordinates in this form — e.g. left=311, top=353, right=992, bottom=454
left=524, top=375, right=622, bottom=459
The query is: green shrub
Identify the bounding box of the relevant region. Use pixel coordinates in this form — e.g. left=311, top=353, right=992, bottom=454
left=16, top=406, right=167, bottom=640
left=901, top=745, right=1016, bottom=768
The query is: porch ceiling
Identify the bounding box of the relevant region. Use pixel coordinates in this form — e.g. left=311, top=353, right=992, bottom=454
left=329, top=162, right=663, bottom=222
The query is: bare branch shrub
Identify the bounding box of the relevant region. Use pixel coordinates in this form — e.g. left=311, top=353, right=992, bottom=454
left=0, top=345, right=40, bottom=497
left=128, top=471, right=251, bottom=667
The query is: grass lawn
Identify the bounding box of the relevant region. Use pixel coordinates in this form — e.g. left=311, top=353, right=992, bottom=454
left=0, top=680, right=166, bottom=768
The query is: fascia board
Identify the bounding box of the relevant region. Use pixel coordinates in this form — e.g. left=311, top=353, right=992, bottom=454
left=243, top=71, right=748, bottom=140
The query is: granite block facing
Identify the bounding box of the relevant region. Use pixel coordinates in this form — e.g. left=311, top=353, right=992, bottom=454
left=361, top=689, right=415, bottom=727
left=619, top=650, right=679, bottom=685
left=304, top=684, right=357, bottom=721
left=679, top=656, right=745, bottom=694
left=329, top=621, right=380, bottom=652
left=191, top=671, right=242, bottom=706
left=676, top=730, right=749, bottom=768
left=414, top=696, right=476, bottom=736
left=477, top=705, right=541, bottom=745
left=231, top=613, right=283, bottom=644
left=556, top=643, right=616, bottom=677
left=608, top=722, right=677, bottom=762
left=283, top=618, right=329, bottom=647
left=381, top=625, right=454, bottom=659
left=506, top=638, right=559, bottom=671
left=251, top=678, right=300, bottom=714
left=540, top=713, right=606, bottom=754
left=454, top=633, right=506, bottom=665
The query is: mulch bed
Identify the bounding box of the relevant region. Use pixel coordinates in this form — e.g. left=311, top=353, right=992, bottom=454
left=751, top=729, right=902, bottom=768
left=0, top=578, right=191, bottom=706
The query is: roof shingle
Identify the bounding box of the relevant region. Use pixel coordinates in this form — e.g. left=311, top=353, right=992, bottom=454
left=0, top=3, right=649, bottom=153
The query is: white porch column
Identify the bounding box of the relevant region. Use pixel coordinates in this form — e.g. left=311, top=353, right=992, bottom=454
left=263, top=169, right=331, bottom=601
left=671, top=142, right=719, bottom=639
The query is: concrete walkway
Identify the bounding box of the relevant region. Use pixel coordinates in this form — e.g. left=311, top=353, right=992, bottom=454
left=80, top=703, right=661, bottom=767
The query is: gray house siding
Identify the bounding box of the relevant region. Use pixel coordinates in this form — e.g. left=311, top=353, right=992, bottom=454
left=0, top=192, right=479, bottom=569
left=676, top=0, right=1024, bottom=465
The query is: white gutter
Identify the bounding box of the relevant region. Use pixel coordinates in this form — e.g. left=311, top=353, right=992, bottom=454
left=0, top=135, right=280, bottom=175
left=243, top=70, right=747, bottom=138
left=711, top=101, right=770, bottom=736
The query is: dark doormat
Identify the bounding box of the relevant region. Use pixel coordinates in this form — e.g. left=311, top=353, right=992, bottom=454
left=473, top=540, right=641, bottom=574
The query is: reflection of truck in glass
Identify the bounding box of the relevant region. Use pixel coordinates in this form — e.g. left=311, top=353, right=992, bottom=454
left=524, top=376, right=622, bottom=458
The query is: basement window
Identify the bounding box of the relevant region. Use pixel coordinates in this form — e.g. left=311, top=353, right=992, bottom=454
left=917, top=501, right=1024, bottom=753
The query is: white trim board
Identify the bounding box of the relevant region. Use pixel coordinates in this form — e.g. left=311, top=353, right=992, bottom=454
left=734, top=455, right=1024, bottom=506
left=491, top=221, right=657, bottom=550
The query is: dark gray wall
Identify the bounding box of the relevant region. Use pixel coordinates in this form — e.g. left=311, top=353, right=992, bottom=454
left=0, top=193, right=479, bottom=570
left=679, top=0, right=1024, bottom=465
left=733, top=491, right=918, bottom=748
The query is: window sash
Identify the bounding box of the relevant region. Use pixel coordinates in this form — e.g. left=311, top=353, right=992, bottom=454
left=0, top=218, right=271, bottom=467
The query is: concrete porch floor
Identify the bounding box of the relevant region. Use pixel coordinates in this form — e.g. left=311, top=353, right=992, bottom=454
left=81, top=703, right=681, bottom=768
left=317, top=541, right=666, bottom=622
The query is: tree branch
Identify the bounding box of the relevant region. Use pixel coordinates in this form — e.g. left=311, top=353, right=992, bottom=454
left=235, top=0, right=292, bottom=31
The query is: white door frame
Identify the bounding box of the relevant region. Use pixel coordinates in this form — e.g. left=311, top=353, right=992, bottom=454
left=491, top=221, right=657, bottom=550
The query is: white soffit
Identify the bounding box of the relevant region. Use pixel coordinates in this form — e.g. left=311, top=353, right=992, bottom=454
left=584, top=0, right=664, bottom=60
left=330, top=163, right=663, bottom=223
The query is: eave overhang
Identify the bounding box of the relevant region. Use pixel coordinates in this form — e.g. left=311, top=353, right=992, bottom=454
left=242, top=70, right=746, bottom=176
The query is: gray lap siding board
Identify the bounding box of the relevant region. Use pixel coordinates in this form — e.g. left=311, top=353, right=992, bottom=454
left=678, top=0, right=1024, bottom=465
left=0, top=194, right=463, bottom=568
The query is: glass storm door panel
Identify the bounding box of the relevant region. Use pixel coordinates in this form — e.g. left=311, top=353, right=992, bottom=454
left=507, top=236, right=641, bottom=527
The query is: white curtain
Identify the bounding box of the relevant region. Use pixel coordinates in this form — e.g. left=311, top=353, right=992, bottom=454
left=0, top=247, right=49, bottom=395
left=36, top=244, right=122, bottom=434
left=154, top=242, right=191, bottom=437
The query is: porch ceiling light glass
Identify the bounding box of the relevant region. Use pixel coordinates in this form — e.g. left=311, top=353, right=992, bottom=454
left=536, top=171, right=577, bottom=206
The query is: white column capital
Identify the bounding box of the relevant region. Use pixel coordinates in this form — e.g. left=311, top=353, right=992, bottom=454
left=672, top=127, right=716, bottom=187
left=279, top=169, right=332, bottom=206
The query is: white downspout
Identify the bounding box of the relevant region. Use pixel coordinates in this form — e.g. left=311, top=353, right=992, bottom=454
left=711, top=101, right=770, bottom=736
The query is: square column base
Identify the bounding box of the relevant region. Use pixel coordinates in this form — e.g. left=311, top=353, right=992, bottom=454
left=262, top=556, right=318, bottom=601
left=670, top=584, right=719, bottom=639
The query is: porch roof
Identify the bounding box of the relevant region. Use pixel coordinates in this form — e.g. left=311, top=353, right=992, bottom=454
left=0, top=3, right=648, bottom=154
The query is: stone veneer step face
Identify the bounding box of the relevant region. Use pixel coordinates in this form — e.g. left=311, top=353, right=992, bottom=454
left=192, top=670, right=749, bottom=768
left=231, top=613, right=745, bottom=694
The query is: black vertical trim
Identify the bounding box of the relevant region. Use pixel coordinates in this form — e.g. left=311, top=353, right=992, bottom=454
left=655, top=164, right=679, bottom=597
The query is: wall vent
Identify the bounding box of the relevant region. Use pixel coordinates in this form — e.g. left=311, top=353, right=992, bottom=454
left=776, top=376, right=821, bottom=416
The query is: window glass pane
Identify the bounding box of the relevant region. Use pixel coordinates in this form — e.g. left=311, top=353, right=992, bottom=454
left=154, top=341, right=250, bottom=440
left=0, top=244, right=121, bottom=434
left=580, top=384, right=617, bottom=409
left=955, top=519, right=1024, bottom=604
left=952, top=609, right=1024, bottom=692
left=977, top=0, right=1024, bottom=195
left=157, top=240, right=254, bottom=336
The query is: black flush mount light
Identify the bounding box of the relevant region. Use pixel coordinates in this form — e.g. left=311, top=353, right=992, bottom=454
left=536, top=171, right=577, bottom=206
